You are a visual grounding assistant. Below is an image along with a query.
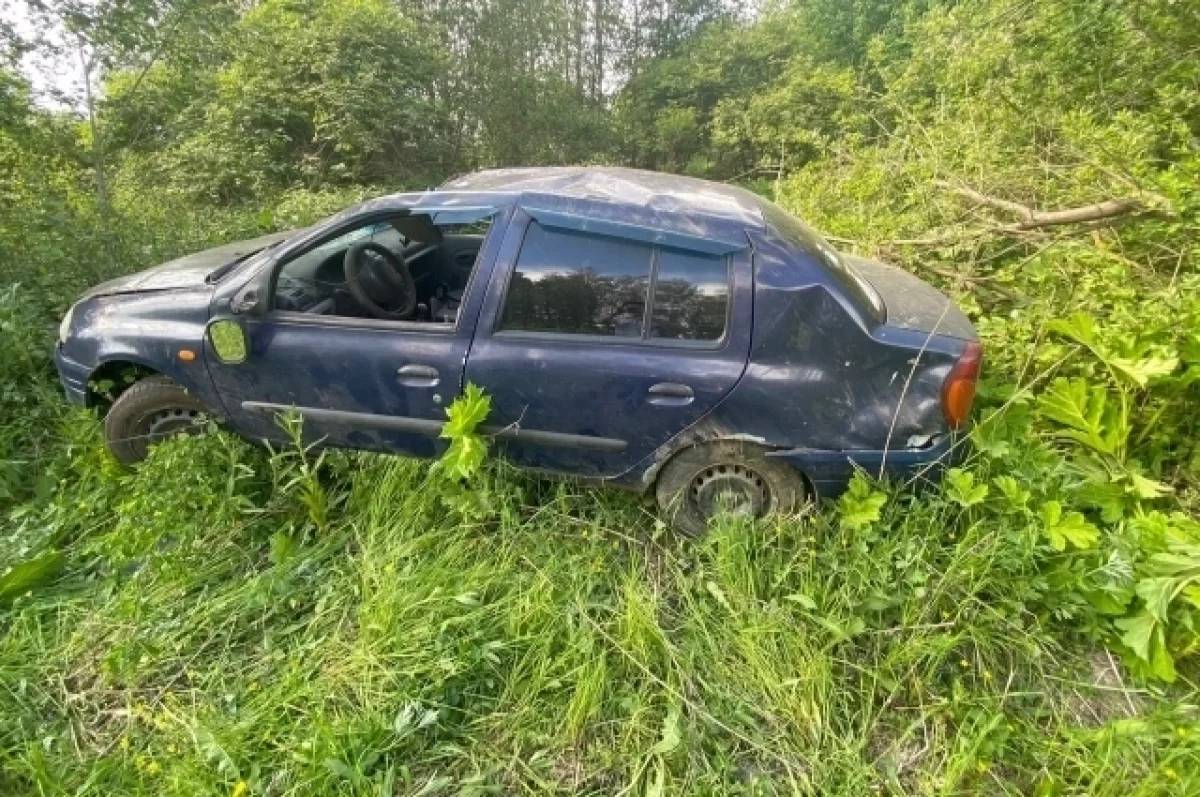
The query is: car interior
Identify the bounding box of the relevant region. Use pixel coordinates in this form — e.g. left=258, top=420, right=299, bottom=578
left=273, top=212, right=491, bottom=325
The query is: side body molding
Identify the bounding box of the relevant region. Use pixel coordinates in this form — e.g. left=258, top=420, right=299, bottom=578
left=241, top=402, right=628, bottom=452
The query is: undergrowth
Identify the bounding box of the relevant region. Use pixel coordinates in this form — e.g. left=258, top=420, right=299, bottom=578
left=1, top=271, right=1198, bottom=793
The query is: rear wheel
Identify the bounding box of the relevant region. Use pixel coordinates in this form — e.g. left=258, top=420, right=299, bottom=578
left=655, top=441, right=810, bottom=537
left=103, top=375, right=209, bottom=465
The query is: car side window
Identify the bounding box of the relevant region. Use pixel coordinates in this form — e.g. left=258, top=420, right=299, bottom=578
left=500, top=222, right=652, bottom=337
left=650, top=248, right=729, bottom=341
left=500, top=221, right=733, bottom=342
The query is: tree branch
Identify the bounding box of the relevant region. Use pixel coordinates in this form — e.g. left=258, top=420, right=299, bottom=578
left=934, top=179, right=1145, bottom=231
left=1004, top=198, right=1142, bottom=230
left=933, top=180, right=1034, bottom=222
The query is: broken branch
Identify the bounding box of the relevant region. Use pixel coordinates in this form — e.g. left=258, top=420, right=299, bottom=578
left=933, top=180, right=1034, bottom=222
left=1004, top=198, right=1142, bottom=230
left=934, top=179, right=1144, bottom=231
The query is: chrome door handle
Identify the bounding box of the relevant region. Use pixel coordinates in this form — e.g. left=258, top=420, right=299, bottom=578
left=647, top=382, right=694, bottom=406
left=397, top=364, right=440, bottom=387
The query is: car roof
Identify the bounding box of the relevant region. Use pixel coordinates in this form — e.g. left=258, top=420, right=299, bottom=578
left=440, top=167, right=768, bottom=230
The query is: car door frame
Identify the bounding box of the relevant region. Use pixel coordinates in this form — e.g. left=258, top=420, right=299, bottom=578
left=205, top=202, right=515, bottom=450
left=463, top=205, right=755, bottom=478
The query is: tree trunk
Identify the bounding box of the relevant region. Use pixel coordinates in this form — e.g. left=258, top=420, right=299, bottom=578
left=78, top=38, right=114, bottom=274
left=574, top=0, right=584, bottom=91
left=592, top=0, right=603, bottom=99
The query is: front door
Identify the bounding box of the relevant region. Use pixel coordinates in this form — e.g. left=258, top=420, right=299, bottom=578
left=206, top=210, right=504, bottom=456
left=464, top=210, right=753, bottom=478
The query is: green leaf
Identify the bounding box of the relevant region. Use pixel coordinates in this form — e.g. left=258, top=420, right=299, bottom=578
left=441, top=435, right=487, bottom=480
left=324, top=758, right=356, bottom=780
left=1037, top=377, right=1127, bottom=456
left=837, top=473, right=887, bottom=531
left=1045, top=314, right=1177, bottom=388
left=649, top=706, right=682, bottom=756
left=1149, top=545, right=1200, bottom=579
left=0, top=550, right=65, bottom=605
left=992, top=475, right=1030, bottom=509
left=945, top=467, right=988, bottom=507
left=1114, top=611, right=1156, bottom=661
left=785, top=593, right=818, bottom=611
left=1074, top=478, right=1128, bottom=523
left=441, top=383, right=491, bottom=439
left=1127, top=471, right=1172, bottom=500
left=438, top=384, right=493, bottom=481
left=1135, top=577, right=1179, bottom=624
left=1047, top=312, right=1098, bottom=347
left=1083, top=586, right=1132, bottom=615
left=813, top=614, right=866, bottom=643
left=1116, top=612, right=1176, bottom=682
left=269, top=531, right=296, bottom=565
left=1181, top=333, right=1200, bottom=365
left=1039, top=500, right=1099, bottom=551
left=1109, top=355, right=1179, bottom=388
left=1150, top=636, right=1176, bottom=682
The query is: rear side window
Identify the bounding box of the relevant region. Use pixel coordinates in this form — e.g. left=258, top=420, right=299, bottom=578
left=651, top=249, right=729, bottom=341
left=501, top=222, right=731, bottom=342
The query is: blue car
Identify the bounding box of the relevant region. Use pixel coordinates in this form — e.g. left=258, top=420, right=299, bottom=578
left=56, top=167, right=981, bottom=534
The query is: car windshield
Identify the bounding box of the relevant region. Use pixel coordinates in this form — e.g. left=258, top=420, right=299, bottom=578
left=208, top=230, right=305, bottom=284
left=758, top=198, right=885, bottom=322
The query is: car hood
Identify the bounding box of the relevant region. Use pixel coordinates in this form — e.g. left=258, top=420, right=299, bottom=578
left=845, top=255, right=978, bottom=341
left=81, top=230, right=295, bottom=300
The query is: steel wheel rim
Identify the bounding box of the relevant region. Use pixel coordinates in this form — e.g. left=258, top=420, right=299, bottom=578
left=689, top=463, right=770, bottom=520
left=144, top=407, right=206, bottom=441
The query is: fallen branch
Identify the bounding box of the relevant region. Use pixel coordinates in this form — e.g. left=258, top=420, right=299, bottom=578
left=933, top=180, right=1144, bottom=231
left=934, top=180, right=1035, bottom=222
left=1006, top=198, right=1142, bottom=229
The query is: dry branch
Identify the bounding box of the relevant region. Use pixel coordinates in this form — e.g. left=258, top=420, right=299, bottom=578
left=933, top=180, right=1144, bottom=231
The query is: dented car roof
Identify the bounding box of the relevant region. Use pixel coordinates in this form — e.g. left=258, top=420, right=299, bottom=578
left=441, top=167, right=768, bottom=229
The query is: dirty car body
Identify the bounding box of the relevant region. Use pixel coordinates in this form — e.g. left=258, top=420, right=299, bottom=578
left=56, top=167, right=980, bottom=507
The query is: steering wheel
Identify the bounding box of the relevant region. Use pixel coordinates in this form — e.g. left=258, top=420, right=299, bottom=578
left=343, top=242, right=417, bottom=320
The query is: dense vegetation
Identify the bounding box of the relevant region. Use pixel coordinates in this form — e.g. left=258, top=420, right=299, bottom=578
left=2, top=0, right=1199, bottom=793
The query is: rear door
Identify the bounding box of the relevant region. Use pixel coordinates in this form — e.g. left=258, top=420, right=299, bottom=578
left=464, top=208, right=752, bottom=478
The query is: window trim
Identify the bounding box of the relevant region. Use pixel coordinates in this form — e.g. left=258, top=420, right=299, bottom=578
left=523, top=205, right=747, bottom=256
left=267, top=310, right=458, bottom=334
left=492, top=219, right=734, bottom=349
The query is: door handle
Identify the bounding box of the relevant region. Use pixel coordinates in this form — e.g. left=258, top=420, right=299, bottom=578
left=397, top=364, right=440, bottom=388
left=647, top=382, right=694, bottom=406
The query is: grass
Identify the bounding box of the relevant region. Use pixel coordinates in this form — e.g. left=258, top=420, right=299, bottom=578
left=1, top=411, right=1197, bottom=795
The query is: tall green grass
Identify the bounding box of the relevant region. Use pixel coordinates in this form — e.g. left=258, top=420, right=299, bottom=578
left=1, top=412, right=1196, bottom=794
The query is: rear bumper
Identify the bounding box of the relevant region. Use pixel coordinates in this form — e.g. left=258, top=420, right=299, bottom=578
left=54, top=343, right=91, bottom=405
left=766, top=434, right=966, bottom=501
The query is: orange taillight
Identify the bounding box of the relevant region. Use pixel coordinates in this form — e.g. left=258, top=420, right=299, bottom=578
left=942, top=340, right=982, bottom=429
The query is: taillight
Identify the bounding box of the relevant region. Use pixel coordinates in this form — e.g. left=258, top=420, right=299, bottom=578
left=942, top=340, right=982, bottom=429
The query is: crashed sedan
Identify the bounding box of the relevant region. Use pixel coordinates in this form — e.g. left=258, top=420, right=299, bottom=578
left=56, top=167, right=981, bottom=534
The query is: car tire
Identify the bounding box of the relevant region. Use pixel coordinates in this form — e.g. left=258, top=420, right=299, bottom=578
left=103, top=375, right=210, bottom=465
left=655, top=440, right=810, bottom=537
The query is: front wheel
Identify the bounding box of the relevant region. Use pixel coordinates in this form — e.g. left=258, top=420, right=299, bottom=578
left=103, top=375, right=210, bottom=465
left=655, top=441, right=810, bottom=537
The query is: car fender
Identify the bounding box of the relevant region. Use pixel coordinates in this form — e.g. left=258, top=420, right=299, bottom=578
left=67, top=291, right=226, bottom=412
